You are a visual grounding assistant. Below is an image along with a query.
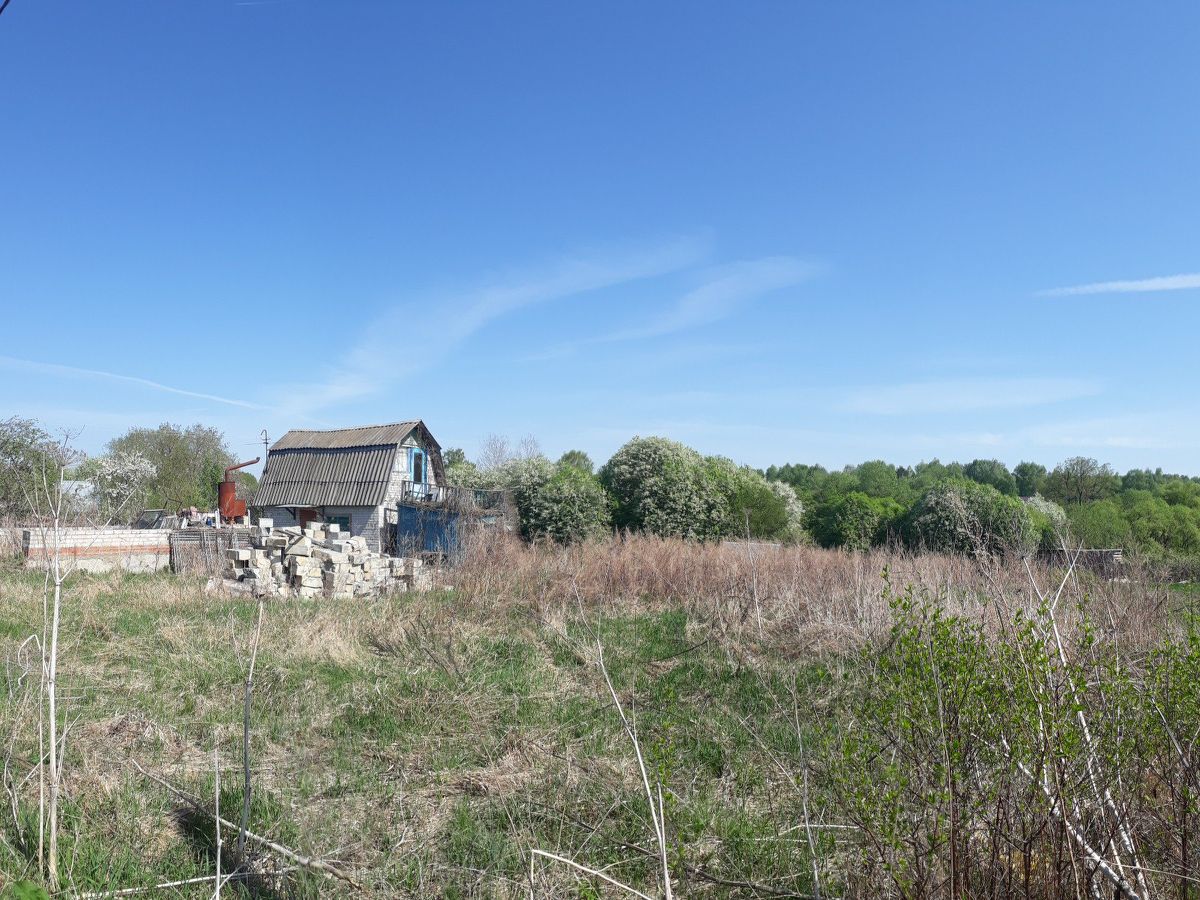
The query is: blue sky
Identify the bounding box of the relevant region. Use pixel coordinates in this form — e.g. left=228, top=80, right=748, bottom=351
left=2, top=2, right=1198, bottom=475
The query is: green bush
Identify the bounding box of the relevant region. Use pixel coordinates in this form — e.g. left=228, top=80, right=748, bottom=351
left=963, top=458, right=1018, bottom=496
left=600, top=437, right=724, bottom=540
left=809, top=491, right=904, bottom=550
left=1023, top=494, right=1068, bottom=552
left=1067, top=498, right=1131, bottom=550
left=904, top=479, right=1034, bottom=555
left=521, top=464, right=612, bottom=543
left=704, top=456, right=792, bottom=539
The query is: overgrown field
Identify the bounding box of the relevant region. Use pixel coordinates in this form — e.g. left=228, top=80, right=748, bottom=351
left=1, top=537, right=1197, bottom=898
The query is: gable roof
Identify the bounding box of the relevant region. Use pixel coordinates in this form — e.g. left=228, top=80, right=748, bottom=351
left=253, top=446, right=397, bottom=507
left=254, top=420, right=442, bottom=508
left=270, top=421, right=422, bottom=451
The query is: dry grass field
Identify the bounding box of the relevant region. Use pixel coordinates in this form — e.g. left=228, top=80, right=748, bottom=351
left=0, top=535, right=1196, bottom=898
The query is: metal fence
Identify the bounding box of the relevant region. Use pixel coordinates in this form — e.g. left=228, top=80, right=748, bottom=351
left=399, top=482, right=509, bottom=510
left=168, top=529, right=256, bottom=576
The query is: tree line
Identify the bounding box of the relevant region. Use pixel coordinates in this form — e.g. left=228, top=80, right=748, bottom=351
left=0, top=417, right=254, bottom=523
left=765, top=455, right=1200, bottom=561
left=6, top=416, right=1198, bottom=564
left=444, top=435, right=805, bottom=545
left=451, top=438, right=1200, bottom=562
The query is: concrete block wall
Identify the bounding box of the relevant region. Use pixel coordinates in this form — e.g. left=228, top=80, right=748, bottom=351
left=261, top=507, right=299, bottom=528
left=260, top=506, right=381, bottom=551
left=22, top=527, right=173, bottom=573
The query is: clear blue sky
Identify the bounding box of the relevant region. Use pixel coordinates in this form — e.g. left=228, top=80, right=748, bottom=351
left=3, top=2, right=1198, bottom=475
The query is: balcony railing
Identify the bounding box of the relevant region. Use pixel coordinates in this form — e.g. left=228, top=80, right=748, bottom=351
left=399, top=481, right=509, bottom=510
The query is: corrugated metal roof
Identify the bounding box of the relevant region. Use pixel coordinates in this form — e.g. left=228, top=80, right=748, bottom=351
left=271, top=421, right=420, bottom=451
left=253, top=446, right=397, bottom=507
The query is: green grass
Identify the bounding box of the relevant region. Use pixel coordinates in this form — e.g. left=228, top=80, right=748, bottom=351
left=0, top=570, right=825, bottom=898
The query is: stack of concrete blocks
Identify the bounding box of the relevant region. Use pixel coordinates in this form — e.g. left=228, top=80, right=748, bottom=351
left=225, top=519, right=430, bottom=598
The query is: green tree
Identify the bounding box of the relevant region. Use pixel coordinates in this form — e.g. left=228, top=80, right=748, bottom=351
left=765, top=462, right=829, bottom=502
left=0, top=417, right=69, bottom=519
left=1067, top=499, right=1130, bottom=549
left=855, top=460, right=907, bottom=500
left=484, top=455, right=555, bottom=529
left=1121, top=467, right=1160, bottom=493
left=1013, top=461, right=1047, bottom=497
left=705, top=456, right=790, bottom=539
left=107, top=423, right=233, bottom=510
left=443, top=447, right=468, bottom=467
left=1161, top=480, right=1200, bottom=508
left=963, top=458, right=1018, bottom=496
left=1043, top=456, right=1117, bottom=506
left=904, top=480, right=1034, bottom=555
left=444, top=454, right=483, bottom=488
left=599, top=436, right=723, bottom=540
left=557, top=449, right=594, bottom=474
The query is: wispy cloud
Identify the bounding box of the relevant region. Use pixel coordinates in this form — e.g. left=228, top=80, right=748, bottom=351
left=0, top=356, right=265, bottom=410
left=276, top=237, right=707, bottom=415
left=1038, top=273, right=1200, bottom=296
left=842, top=377, right=1101, bottom=415
left=599, top=257, right=816, bottom=342
left=525, top=256, right=816, bottom=362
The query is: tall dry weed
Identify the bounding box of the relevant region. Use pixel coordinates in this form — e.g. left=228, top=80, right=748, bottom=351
left=451, top=531, right=1176, bottom=656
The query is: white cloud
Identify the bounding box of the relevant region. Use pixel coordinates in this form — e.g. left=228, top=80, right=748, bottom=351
left=528, top=256, right=817, bottom=362
left=1038, top=272, right=1200, bottom=296
left=598, top=257, right=817, bottom=342
left=842, top=377, right=1101, bottom=415
left=276, top=237, right=707, bottom=415
left=0, top=356, right=264, bottom=409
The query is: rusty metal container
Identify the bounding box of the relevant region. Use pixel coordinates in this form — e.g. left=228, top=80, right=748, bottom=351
left=218, top=457, right=259, bottom=523
left=218, top=481, right=246, bottom=521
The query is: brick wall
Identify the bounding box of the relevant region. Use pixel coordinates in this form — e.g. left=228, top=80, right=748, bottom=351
left=21, top=527, right=173, bottom=573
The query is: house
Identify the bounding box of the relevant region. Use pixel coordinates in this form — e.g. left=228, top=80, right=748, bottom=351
left=252, top=421, right=445, bottom=552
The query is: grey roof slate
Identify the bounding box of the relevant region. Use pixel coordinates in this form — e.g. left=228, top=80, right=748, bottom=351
left=253, top=446, right=396, bottom=507
left=271, top=422, right=420, bottom=451
left=254, top=420, right=443, bottom=508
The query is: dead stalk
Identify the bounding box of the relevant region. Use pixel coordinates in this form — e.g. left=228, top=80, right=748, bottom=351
left=529, top=849, right=655, bottom=900
left=132, top=760, right=366, bottom=891
left=238, top=596, right=266, bottom=861
left=596, top=640, right=673, bottom=899
left=214, top=745, right=221, bottom=900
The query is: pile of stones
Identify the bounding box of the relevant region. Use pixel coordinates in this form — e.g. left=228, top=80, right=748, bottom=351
left=224, top=519, right=431, bottom=598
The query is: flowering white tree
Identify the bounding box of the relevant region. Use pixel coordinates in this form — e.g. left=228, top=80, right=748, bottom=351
left=90, top=450, right=155, bottom=522
left=767, top=479, right=806, bottom=542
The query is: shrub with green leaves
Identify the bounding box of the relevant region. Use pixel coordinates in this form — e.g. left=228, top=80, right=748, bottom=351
left=600, top=437, right=724, bottom=540
left=703, top=456, right=792, bottom=539
left=1023, top=493, right=1068, bottom=552
left=904, top=479, right=1034, bottom=555
left=808, top=491, right=904, bottom=550
left=520, top=464, right=612, bottom=543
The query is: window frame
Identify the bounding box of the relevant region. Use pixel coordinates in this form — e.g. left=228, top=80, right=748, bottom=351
left=410, top=447, right=426, bottom=484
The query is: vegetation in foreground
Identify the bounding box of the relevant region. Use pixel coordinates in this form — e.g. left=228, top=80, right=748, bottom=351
left=1, top=536, right=1198, bottom=898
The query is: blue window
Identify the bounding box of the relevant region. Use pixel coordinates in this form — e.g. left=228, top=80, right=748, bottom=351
left=410, top=448, right=426, bottom=484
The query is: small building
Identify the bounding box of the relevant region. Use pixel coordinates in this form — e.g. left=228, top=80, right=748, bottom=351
left=253, top=421, right=445, bottom=552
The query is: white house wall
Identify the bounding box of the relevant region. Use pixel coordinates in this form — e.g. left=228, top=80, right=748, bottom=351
left=258, top=427, right=442, bottom=555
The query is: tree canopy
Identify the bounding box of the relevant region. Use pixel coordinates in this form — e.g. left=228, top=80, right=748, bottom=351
left=105, top=423, right=235, bottom=510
